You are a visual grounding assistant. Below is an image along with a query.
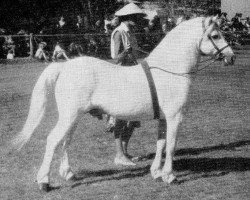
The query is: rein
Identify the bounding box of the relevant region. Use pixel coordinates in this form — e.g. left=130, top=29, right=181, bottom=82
left=149, top=58, right=218, bottom=77
left=136, top=50, right=221, bottom=78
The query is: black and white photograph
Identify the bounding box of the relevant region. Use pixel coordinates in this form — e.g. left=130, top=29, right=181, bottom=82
left=0, top=0, right=249, bottom=199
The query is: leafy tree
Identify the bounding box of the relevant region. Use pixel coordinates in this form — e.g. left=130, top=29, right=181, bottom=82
left=0, top=0, right=220, bottom=33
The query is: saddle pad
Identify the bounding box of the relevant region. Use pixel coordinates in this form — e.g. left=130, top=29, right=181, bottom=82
left=141, top=60, right=160, bottom=119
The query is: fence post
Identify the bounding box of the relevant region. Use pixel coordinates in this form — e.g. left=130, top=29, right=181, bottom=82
left=29, top=33, right=34, bottom=58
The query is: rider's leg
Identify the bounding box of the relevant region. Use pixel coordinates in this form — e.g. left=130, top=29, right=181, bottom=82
left=114, top=120, right=135, bottom=166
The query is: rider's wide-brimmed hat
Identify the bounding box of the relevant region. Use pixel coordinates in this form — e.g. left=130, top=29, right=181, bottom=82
left=115, top=3, right=144, bottom=16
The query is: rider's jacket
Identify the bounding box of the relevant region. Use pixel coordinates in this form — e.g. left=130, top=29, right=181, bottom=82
left=110, top=22, right=138, bottom=66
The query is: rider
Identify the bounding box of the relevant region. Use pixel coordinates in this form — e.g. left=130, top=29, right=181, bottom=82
left=109, top=2, right=145, bottom=166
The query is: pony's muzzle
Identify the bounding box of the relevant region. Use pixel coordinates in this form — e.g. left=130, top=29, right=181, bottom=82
left=224, top=54, right=236, bottom=66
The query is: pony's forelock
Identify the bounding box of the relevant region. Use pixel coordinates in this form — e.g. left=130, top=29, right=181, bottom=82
left=203, top=16, right=220, bottom=33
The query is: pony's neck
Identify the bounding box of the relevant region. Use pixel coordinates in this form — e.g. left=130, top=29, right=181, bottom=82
left=147, top=18, right=204, bottom=74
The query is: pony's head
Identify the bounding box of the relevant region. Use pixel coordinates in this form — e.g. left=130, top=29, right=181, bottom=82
left=199, top=16, right=236, bottom=65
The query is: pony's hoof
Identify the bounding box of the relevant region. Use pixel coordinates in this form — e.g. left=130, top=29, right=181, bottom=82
left=59, top=169, right=75, bottom=181
left=67, top=174, right=78, bottom=182
left=151, top=169, right=162, bottom=180
left=162, top=173, right=177, bottom=184
left=65, top=171, right=75, bottom=181
left=38, top=183, right=51, bottom=192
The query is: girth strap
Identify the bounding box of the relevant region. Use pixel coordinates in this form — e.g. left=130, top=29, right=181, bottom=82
left=141, top=60, right=160, bottom=119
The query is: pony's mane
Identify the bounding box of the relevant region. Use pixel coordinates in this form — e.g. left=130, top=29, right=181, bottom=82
left=169, top=17, right=204, bottom=35
left=148, top=17, right=204, bottom=59
left=159, top=17, right=204, bottom=47
left=146, top=17, right=208, bottom=72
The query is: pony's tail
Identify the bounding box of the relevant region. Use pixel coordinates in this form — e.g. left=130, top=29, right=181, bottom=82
left=12, top=64, right=61, bottom=151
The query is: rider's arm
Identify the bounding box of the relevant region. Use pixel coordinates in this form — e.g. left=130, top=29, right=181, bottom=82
left=112, top=31, right=131, bottom=64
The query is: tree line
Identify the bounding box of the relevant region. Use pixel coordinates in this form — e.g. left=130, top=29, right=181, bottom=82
left=0, top=0, right=220, bottom=33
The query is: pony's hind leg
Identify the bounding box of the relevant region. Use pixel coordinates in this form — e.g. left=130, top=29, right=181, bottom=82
left=59, top=122, right=78, bottom=181
left=36, top=109, right=78, bottom=191
left=161, top=112, right=182, bottom=184
left=59, top=143, right=74, bottom=181
left=151, top=119, right=166, bottom=179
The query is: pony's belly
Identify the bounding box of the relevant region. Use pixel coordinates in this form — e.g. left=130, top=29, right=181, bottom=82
left=92, top=86, right=154, bottom=120
left=108, top=101, right=154, bottom=121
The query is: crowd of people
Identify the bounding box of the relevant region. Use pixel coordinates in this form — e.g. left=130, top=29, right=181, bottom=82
left=0, top=11, right=164, bottom=60
left=219, top=12, right=250, bottom=46
left=0, top=29, right=31, bottom=59
left=220, top=12, right=250, bottom=32
left=0, top=3, right=249, bottom=61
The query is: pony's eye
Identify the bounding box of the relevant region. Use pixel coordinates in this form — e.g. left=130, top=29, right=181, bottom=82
left=211, top=35, right=219, bottom=40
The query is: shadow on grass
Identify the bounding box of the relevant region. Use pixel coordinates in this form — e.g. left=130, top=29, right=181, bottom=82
left=175, top=157, right=250, bottom=172
left=175, top=156, right=250, bottom=183
left=141, top=140, right=250, bottom=160
left=70, top=140, right=250, bottom=188
left=71, top=165, right=150, bottom=188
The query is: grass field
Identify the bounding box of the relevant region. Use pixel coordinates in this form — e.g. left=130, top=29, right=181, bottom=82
left=0, top=47, right=249, bottom=200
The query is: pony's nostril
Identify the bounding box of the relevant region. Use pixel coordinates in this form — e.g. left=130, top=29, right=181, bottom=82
left=224, top=55, right=236, bottom=66
left=232, top=55, right=236, bottom=63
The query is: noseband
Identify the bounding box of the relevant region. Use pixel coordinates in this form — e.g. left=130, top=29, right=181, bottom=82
left=200, top=18, right=230, bottom=60
left=207, top=34, right=230, bottom=60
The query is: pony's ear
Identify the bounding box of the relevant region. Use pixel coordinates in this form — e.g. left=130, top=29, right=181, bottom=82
left=212, top=15, right=219, bottom=24
left=212, top=15, right=221, bottom=27
left=212, top=15, right=219, bottom=21
left=205, top=17, right=213, bottom=28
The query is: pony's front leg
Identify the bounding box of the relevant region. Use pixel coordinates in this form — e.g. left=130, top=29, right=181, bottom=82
left=161, top=112, right=182, bottom=184
left=151, top=119, right=166, bottom=179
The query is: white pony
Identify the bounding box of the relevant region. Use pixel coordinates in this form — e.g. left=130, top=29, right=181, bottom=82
left=12, top=16, right=235, bottom=191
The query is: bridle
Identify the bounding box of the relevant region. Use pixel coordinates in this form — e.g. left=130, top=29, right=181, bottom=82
left=200, top=18, right=230, bottom=61
left=207, top=34, right=229, bottom=61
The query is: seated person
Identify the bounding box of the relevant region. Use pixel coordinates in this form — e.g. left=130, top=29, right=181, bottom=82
left=3, top=37, right=15, bottom=59
left=87, top=37, right=98, bottom=56
left=7, top=48, right=15, bottom=59
left=52, top=41, right=69, bottom=61
left=35, top=42, right=49, bottom=61
left=68, top=42, right=84, bottom=57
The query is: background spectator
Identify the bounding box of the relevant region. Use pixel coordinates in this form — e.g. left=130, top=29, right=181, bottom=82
left=231, top=13, right=247, bottom=31
left=244, top=17, right=250, bottom=30
left=104, top=15, right=119, bottom=34
left=56, top=16, right=69, bottom=34
left=0, top=28, right=7, bottom=58
left=7, top=48, right=15, bottom=59
left=35, top=41, right=49, bottom=61
left=75, top=15, right=85, bottom=33
left=15, top=29, right=30, bottom=57
left=2, top=35, right=15, bottom=59
left=52, top=41, right=69, bottom=61
left=95, top=19, right=104, bottom=33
